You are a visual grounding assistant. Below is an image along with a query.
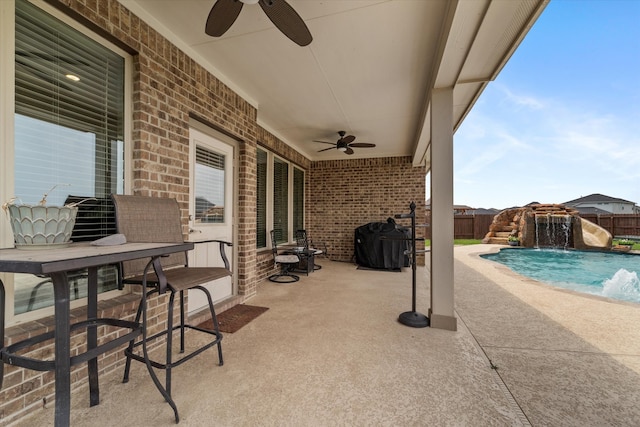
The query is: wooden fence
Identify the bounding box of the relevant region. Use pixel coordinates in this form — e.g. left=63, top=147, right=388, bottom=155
left=424, top=213, right=640, bottom=240
left=423, top=214, right=494, bottom=240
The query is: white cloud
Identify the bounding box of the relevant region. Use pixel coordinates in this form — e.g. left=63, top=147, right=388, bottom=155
left=495, top=84, right=546, bottom=110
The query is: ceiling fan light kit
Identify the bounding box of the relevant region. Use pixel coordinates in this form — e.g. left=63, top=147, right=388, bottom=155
left=206, top=0, right=313, bottom=46
left=313, top=131, right=376, bottom=155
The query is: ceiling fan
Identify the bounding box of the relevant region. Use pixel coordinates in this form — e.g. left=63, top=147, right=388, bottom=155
left=313, top=131, right=376, bottom=155
left=205, top=0, right=313, bottom=47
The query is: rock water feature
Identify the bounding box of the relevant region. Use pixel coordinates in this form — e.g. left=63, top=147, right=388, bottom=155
left=533, top=211, right=574, bottom=248
left=483, top=204, right=612, bottom=250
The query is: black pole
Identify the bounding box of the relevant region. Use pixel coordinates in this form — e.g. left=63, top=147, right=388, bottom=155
left=397, top=201, right=429, bottom=328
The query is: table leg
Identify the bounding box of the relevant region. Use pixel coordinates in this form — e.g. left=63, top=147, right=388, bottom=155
left=308, top=254, right=315, bottom=273
left=87, top=267, right=99, bottom=406
left=51, top=272, right=71, bottom=427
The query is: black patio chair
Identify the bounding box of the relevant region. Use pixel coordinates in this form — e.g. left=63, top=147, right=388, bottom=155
left=269, top=230, right=300, bottom=283
left=112, top=194, right=232, bottom=422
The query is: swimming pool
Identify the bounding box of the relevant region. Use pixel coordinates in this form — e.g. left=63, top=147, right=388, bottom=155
left=481, top=248, right=640, bottom=303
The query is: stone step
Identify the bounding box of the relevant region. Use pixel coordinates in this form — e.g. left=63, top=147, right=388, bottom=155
left=494, top=231, right=513, bottom=238
left=487, top=237, right=509, bottom=245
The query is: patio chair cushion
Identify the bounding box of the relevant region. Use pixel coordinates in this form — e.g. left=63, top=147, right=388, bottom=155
left=275, top=254, right=300, bottom=264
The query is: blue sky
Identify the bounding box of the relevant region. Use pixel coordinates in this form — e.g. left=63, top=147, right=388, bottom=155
left=451, top=0, right=640, bottom=209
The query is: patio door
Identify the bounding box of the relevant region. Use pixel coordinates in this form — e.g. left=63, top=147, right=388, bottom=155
left=188, top=127, right=235, bottom=313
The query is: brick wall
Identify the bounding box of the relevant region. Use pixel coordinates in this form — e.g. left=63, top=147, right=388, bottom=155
left=1, top=0, right=265, bottom=423
left=308, top=157, right=426, bottom=264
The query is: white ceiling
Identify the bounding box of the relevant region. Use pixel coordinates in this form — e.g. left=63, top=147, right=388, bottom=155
left=122, top=0, right=548, bottom=166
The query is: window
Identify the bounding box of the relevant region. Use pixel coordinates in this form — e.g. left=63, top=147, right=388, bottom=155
left=195, top=146, right=226, bottom=223
left=293, top=167, right=304, bottom=233
left=256, top=148, right=305, bottom=248
left=257, top=149, right=268, bottom=248
left=14, top=0, right=125, bottom=205
left=1, top=0, right=130, bottom=320
left=273, top=157, right=289, bottom=243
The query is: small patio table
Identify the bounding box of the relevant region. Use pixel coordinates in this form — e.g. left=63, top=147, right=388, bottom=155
left=0, top=241, right=193, bottom=427
left=286, top=246, right=316, bottom=275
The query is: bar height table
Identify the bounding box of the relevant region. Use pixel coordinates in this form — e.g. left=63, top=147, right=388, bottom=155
left=0, top=241, right=193, bottom=427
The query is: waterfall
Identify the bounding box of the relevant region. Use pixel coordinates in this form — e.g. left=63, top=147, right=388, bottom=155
left=534, top=214, right=573, bottom=249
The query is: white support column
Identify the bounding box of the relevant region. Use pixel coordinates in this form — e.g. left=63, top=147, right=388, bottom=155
left=429, top=87, right=457, bottom=331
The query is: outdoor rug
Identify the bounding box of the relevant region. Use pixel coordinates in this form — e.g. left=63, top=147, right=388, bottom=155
left=356, top=265, right=402, bottom=272
left=198, top=304, right=269, bottom=333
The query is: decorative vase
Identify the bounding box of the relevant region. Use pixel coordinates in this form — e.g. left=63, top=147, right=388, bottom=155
left=508, top=240, right=519, bottom=246
left=7, top=204, right=78, bottom=249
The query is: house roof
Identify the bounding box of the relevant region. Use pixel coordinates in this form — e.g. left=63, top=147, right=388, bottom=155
left=572, top=206, right=612, bottom=215
left=564, top=193, right=636, bottom=205
left=471, top=208, right=500, bottom=215
left=454, top=205, right=475, bottom=211
left=123, top=0, right=548, bottom=168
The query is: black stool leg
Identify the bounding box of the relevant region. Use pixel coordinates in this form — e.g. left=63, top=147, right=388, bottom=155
left=179, top=290, right=186, bottom=354
left=123, top=290, right=148, bottom=384
left=165, top=290, right=176, bottom=399
left=201, top=286, right=224, bottom=366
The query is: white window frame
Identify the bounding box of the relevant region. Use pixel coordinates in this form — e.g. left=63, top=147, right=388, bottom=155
left=257, top=148, right=305, bottom=248
left=0, top=0, right=133, bottom=326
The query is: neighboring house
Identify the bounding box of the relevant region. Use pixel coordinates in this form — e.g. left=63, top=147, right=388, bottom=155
left=426, top=201, right=474, bottom=214
left=471, top=208, right=500, bottom=215
left=425, top=200, right=497, bottom=216
left=454, top=205, right=475, bottom=215
left=568, top=206, right=612, bottom=215
left=564, top=193, right=640, bottom=214
left=0, top=0, right=548, bottom=424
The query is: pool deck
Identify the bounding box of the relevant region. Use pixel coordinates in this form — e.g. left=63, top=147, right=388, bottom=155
left=10, top=244, right=640, bottom=426
left=456, top=244, right=640, bottom=426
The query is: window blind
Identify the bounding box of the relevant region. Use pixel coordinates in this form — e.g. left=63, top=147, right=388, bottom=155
left=195, top=146, right=225, bottom=223
left=14, top=0, right=125, bottom=206
left=293, top=167, right=304, bottom=233
left=273, top=157, right=289, bottom=244
left=257, top=149, right=268, bottom=248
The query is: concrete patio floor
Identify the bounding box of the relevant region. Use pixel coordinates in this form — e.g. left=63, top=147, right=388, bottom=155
left=12, top=245, right=640, bottom=426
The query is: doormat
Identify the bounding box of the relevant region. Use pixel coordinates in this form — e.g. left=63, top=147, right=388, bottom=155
left=356, top=265, right=402, bottom=272
left=197, top=304, right=269, bottom=333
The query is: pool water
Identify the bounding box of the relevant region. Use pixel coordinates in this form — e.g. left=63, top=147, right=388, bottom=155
left=481, top=248, right=640, bottom=303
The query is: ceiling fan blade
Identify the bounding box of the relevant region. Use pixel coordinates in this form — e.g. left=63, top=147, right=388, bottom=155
left=318, top=147, right=336, bottom=153
left=259, top=0, right=313, bottom=46
left=312, top=140, right=336, bottom=145
left=349, top=143, right=376, bottom=148
left=205, top=0, right=243, bottom=37
left=344, top=147, right=355, bottom=155
left=340, top=135, right=356, bottom=144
